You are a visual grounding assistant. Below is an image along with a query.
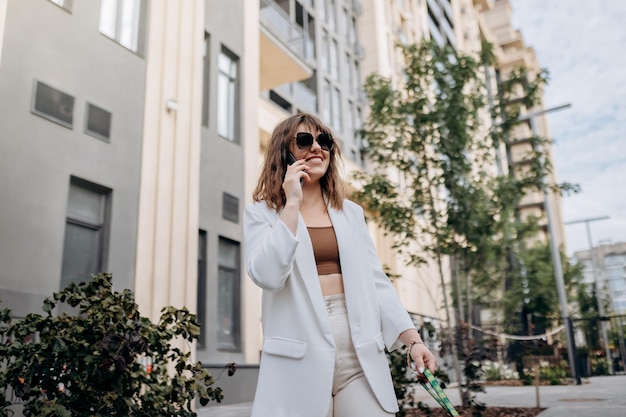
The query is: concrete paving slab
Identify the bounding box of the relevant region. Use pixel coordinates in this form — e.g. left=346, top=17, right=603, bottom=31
left=196, top=375, right=626, bottom=417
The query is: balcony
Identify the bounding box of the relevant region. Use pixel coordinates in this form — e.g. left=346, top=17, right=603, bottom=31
left=259, top=0, right=313, bottom=91
left=472, top=0, right=494, bottom=12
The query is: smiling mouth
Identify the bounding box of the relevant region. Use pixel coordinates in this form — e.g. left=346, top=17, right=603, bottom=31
left=306, top=156, right=323, bottom=162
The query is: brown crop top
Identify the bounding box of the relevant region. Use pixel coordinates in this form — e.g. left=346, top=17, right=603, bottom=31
left=307, top=226, right=342, bottom=275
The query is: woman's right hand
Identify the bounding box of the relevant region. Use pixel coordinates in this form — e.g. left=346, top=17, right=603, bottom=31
left=280, top=159, right=308, bottom=235
left=283, top=159, right=309, bottom=204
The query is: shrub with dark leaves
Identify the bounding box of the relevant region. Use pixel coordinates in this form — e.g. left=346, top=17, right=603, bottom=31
left=0, top=273, right=233, bottom=417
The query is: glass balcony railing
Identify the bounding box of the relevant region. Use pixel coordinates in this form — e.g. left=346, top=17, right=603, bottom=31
left=260, top=0, right=310, bottom=62
left=294, top=82, right=317, bottom=113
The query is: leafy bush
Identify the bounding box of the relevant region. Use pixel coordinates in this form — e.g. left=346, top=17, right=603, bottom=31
left=521, top=361, right=569, bottom=385
left=387, top=345, right=452, bottom=417
left=483, top=360, right=519, bottom=381
left=591, top=357, right=609, bottom=376
left=387, top=345, right=422, bottom=417
left=0, top=273, right=230, bottom=416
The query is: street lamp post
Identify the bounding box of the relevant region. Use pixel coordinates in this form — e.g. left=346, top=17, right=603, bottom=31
left=519, top=103, right=581, bottom=384
left=565, top=216, right=612, bottom=375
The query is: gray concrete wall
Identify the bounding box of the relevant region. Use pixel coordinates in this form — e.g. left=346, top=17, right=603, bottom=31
left=197, top=0, right=248, bottom=366
left=0, top=0, right=146, bottom=316
left=202, top=365, right=259, bottom=405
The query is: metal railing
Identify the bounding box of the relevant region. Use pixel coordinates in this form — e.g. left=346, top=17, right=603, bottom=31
left=259, top=0, right=311, bottom=61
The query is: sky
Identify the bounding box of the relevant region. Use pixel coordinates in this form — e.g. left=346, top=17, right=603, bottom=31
left=508, top=0, right=626, bottom=255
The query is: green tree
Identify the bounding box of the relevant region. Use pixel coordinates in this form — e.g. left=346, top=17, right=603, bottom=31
left=354, top=39, right=577, bottom=406
left=504, top=243, right=584, bottom=334
left=503, top=244, right=585, bottom=378
left=0, top=273, right=231, bottom=417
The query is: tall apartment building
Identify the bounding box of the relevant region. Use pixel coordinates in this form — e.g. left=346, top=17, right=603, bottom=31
left=573, top=242, right=626, bottom=315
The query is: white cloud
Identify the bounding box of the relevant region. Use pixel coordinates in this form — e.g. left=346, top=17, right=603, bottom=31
left=509, top=0, right=626, bottom=255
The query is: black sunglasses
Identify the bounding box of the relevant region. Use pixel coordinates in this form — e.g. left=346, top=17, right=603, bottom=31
left=294, top=132, right=334, bottom=152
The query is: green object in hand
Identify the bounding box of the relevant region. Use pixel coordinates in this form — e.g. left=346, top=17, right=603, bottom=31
left=419, top=368, right=460, bottom=417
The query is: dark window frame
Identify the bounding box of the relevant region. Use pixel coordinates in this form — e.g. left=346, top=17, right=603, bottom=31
left=31, top=80, right=75, bottom=129
left=197, top=230, right=208, bottom=348
left=217, top=236, right=241, bottom=352
left=84, top=102, right=113, bottom=142
left=216, top=45, right=240, bottom=143
left=202, top=32, right=211, bottom=128
left=60, top=177, right=112, bottom=289
left=222, top=192, right=240, bottom=224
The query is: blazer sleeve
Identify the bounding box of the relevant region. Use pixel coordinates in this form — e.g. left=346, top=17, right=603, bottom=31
left=244, top=202, right=299, bottom=291
left=352, top=202, right=415, bottom=351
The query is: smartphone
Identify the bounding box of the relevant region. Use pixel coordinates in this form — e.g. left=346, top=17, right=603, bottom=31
left=287, top=152, right=304, bottom=185
left=287, top=152, right=298, bottom=166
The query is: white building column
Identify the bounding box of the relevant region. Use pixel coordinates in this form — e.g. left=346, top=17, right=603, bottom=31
left=134, top=0, right=205, bottom=322
left=242, top=0, right=262, bottom=364
left=0, top=0, right=7, bottom=68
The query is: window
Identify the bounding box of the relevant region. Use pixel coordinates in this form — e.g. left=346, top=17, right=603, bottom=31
left=49, top=0, right=73, bottom=11
left=32, top=81, right=74, bottom=128
left=340, top=7, right=349, bottom=41
left=321, top=31, right=330, bottom=74
left=202, top=32, right=211, bottom=127
left=217, top=237, right=241, bottom=350
left=352, top=61, right=361, bottom=96
left=60, top=177, right=111, bottom=289
left=347, top=16, right=356, bottom=47
left=85, top=103, right=112, bottom=141
left=332, top=87, right=342, bottom=131
left=269, top=90, right=292, bottom=112
left=330, top=39, right=339, bottom=81
left=322, top=80, right=331, bottom=125
left=327, top=0, right=337, bottom=31
left=346, top=100, right=355, bottom=146
left=217, top=46, right=239, bottom=142
left=99, top=0, right=146, bottom=53
left=197, top=230, right=208, bottom=348
left=222, top=192, right=240, bottom=224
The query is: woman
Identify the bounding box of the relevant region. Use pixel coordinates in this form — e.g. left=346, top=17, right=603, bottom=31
left=244, top=113, right=437, bottom=417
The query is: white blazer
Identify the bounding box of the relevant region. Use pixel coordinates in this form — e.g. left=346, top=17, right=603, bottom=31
left=244, top=199, right=415, bottom=417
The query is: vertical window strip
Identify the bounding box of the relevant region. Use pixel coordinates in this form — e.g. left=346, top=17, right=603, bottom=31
left=217, top=47, right=239, bottom=141
left=202, top=32, right=211, bottom=127
left=217, top=237, right=241, bottom=350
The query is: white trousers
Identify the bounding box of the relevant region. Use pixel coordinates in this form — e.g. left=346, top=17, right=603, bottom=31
left=324, top=294, right=395, bottom=417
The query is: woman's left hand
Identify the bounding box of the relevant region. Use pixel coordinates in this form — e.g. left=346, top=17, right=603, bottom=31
left=410, top=343, right=437, bottom=375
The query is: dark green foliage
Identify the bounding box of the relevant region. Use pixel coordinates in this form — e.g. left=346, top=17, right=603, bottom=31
left=457, top=324, right=487, bottom=417
left=503, top=243, right=583, bottom=334
left=386, top=346, right=434, bottom=417
left=503, top=244, right=585, bottom=381
left=0, top=273, right=229, bottom=417
left=520, top=361, right=569, bottom=385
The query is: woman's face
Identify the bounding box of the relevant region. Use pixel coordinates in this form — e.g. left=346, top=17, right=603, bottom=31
left=289, top=123, right=332, bottom=183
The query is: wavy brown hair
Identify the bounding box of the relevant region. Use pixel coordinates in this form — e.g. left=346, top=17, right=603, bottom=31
left=252, top=113, right=346, bottom=211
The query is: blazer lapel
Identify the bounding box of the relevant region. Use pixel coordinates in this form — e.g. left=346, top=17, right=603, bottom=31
left=294, top=214, right=334, bottom=342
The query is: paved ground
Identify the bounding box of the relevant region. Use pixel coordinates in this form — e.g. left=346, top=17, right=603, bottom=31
left=197, top=375, right=626, bottom=417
